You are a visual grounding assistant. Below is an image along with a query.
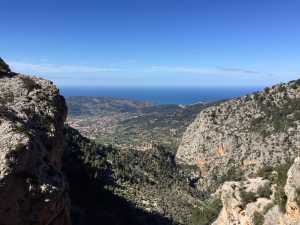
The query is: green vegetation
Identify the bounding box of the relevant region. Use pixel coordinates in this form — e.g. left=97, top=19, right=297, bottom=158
left=264, top=87, right=270, bottom=94
left=217, top=165, right=244, bottom=183
left=256, top=163, right=291, bottom=212
left=277, top=85, right=287, bottom=93
left=238, top=180, right=272, bottom=210
left=240, top=189, right=257, bottom=207
left=250, top=81, right=300, bottom=135
left=252, top=93, right=300, bottom=134
left=271, top=164, right=290, bottom=212
left=64, top=126, right=202, bottom=225
left=67, top=96, right=213, bottom=150
left=63, top=80, right=300, bottom=224
left=256, top=166, right=273, bottom=179
left=252, top=211, right=265, bottom=225
left=257, top=185, right=272, bottom=199
left=295, top=188, right=300, bottom=208
left=15, top=143, right=26, bottom=152
left=19, top=76, right=41, bottom=92
left=240, top=184, right=272, bottom=209
left=66, top=96, right=152, bottom=117
left=191, top=198, right=222, bottom=225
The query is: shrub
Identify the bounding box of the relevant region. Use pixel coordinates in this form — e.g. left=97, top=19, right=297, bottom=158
left=264, top=87, right=270, bottom=93
left=245, top=95, right=251, bottom=101
left=253, top=93, right=260, bottom=101
left=191, top=198, right=222, bottom=225
left=252, top=211, right=264, bottom=225
left=295, top=188, right=300, bottom=208
left=256, top=166, right=274, bottom=179
left=272, top=164, right=290, bottom=212
left=277, top=85, right=286, bottom=92
left=257, top=185, right=272, bottom=198
left=240, top=189, right=257, bottom=207
left=15, top=143, right=26, bottom=152
left=255, top=164, right=291, bottom=212
left=218, top=165, right=244, bottom=183
left=19, top=76, right=41, bottom=92
left=274, top=188, right=287, bottom=212
left=252, top=97, right=300, bottom=134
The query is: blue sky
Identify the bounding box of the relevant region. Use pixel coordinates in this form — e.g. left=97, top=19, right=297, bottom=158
left=1, top=0, right=300, bottom=87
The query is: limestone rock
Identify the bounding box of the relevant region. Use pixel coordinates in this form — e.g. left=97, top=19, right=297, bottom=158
left=0, top=59, right=71, bottom=225
left=213, top=157, right=300, bottom=225
left=0, top=57, right=10, bottom=73
left=284, top=157, right=300, bottom=225
left=176, top=80, right=300, bottom=192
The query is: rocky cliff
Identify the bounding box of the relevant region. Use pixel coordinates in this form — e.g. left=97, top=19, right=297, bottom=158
left=2, top=56, right=300, bottom=225
left=212, top=157, right=300, bottom=225
left=177, top=80, right=300, bottom=192
left=0, top=58, right=71, bottom=225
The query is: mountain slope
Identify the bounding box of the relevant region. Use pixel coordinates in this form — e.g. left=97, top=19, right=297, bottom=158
left=63, top=126, right=178, bottom=225
left=63, top=126, right=203, bottom=225
left=3, top=57, right=300, bottom=225
left=176, top=80, right=300, bottom=193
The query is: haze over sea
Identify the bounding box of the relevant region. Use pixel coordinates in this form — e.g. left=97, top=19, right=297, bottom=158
left=60, top=86, right=263, bottom=105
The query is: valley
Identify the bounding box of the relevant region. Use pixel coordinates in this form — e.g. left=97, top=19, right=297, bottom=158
left=1, top=58, right=300, bottom=225
left=66, top=96, right=214, bottom=151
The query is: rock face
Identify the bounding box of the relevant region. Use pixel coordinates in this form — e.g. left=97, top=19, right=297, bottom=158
left=0, top=57, right=11, bottom=73
left=212, top=157, right=300, bottom=225
left=0, top=61, right=71, bottom=225
left=176, top=80, right=300, bottom=192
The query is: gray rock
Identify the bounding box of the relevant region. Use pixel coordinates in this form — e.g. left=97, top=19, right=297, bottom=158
left=0, top=57, right=10, bottom=73
left=176, top=80, right=300, bottom=193
left=0, top=59, right=71, bottom=225
left=213, top=157, right=300, bottom=225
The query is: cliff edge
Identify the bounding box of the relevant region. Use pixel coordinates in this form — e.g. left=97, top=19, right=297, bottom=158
left=0, top=58, right=71, bottom=225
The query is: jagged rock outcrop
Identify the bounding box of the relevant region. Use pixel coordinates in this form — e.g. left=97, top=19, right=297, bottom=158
left=212, top=157, right=300, bottom=225
left=0, top=59, right=71, bottom=225
left=177, top=80, right=300, bottom=192
left=0, top=57, right=11, bottom=73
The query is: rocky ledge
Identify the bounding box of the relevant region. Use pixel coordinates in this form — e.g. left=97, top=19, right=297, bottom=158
left=213, top=157, right=300, bottom=225
left=0, top=58, right=71, bottom=225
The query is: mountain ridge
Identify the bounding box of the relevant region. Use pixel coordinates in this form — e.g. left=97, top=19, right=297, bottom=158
left=1, top=57, right=300, bottom=225
left=177, top=79, right=300, bottom=193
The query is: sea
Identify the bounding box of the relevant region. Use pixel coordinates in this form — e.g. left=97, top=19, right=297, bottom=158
left=60, top=86, right=263, bottom=105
